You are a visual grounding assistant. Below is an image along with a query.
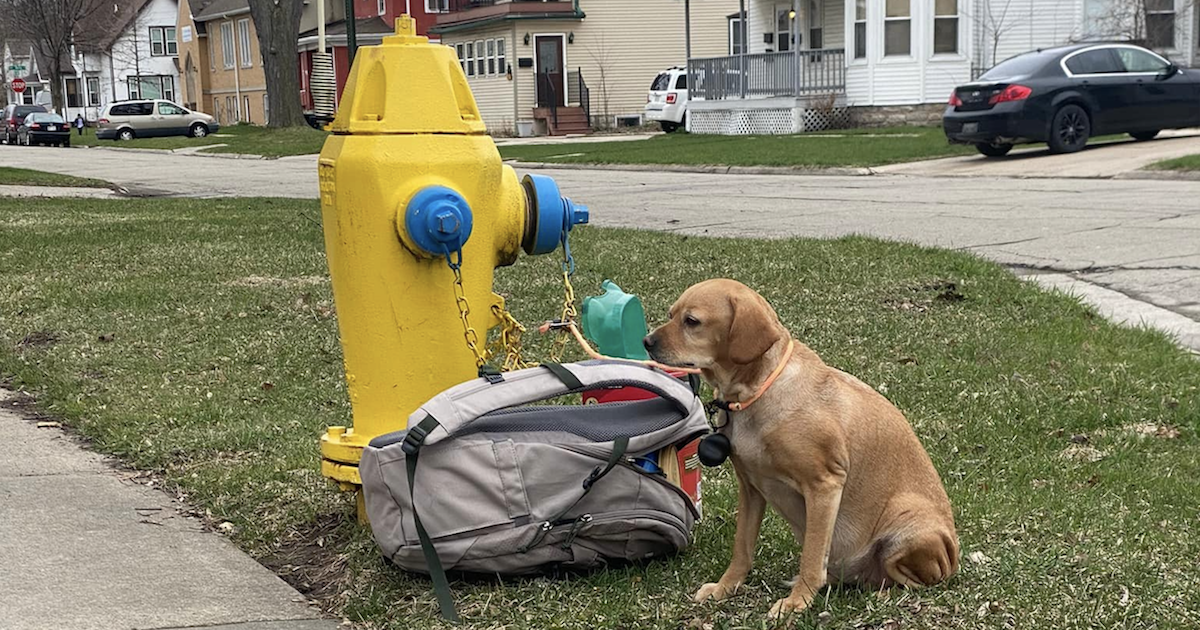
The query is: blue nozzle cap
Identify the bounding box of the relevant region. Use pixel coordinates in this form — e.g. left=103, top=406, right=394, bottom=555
left=404, top=186, right=473, bottom=257
left=522, top=174, right=589, bottom=255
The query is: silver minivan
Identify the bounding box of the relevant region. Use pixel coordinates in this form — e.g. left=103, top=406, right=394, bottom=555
left=96, top=99, right=219, bottom=140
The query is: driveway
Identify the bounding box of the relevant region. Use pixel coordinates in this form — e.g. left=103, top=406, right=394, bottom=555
left=1, top=143, right=1197, bottom=348
left=877, top=129, right=1200, bottom=178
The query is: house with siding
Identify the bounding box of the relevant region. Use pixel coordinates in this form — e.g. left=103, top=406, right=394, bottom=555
left=176, top=0, right=269, bottom=125
left=431, top=0, right=740, bottom=135
left=685, top=0, right=1200, bottom=134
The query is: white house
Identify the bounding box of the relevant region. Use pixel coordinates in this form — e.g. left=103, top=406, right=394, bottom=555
left=2, top=42, right=53, bottom=108
left=56, top=0, right=182, bottom=121
left=686, top=0, right=1200, bottom=133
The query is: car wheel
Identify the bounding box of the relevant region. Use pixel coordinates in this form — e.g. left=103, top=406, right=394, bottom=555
left=1130, top=130, right=1160, bottom=141
left=660, top=121, right=678, bottom=133
left=190, top=123, right=209, bottom=138
left=976, top=142, right=1013, bottom=157
left=1048, top=104, right=1090, bottom=154
left=117, top=129, right=135, bottom=141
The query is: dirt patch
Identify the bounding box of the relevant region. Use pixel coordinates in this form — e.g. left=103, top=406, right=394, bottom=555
left=228, top=275, right=328, bottom=288
left=1060, top=445, right=1108, bottom=462
left=886, top=280, right=967, bottom=313
left=17, top=330, right=59, bottom=349
left=261, top=513, right=355, bottom=609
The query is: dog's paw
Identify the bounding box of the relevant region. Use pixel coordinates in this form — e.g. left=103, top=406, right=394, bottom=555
left=767, top=593, right=813, bottom=619
left=693, top=581, right=737, bottom=603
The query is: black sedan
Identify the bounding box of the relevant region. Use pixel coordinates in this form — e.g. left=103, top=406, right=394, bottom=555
left=944, top=43, right=1200, bottom=157
left=17, top=112, right=71, bottom=147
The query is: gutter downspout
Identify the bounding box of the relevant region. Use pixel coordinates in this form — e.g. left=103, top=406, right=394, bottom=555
left=231, top=19, right=242, bottom=121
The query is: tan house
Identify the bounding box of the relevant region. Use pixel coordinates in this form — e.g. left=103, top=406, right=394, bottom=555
left=431, top=0, right=738, bottom=135
left=177, top=0, right=268, bottom=125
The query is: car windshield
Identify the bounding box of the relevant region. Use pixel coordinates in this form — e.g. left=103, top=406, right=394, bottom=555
left=650, top=72, right=671, bottom=91
left=979, top=52, right=1052, bottom=81
left=28, top=113, right=63, bottom=123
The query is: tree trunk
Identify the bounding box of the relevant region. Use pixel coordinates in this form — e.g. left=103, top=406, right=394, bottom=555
left=247, top=0, right=305, bottom=127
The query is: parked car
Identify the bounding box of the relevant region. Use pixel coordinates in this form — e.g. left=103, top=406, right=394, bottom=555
left=944, top=43, right=1200, bottom=157
left=3, top=103, right=48, bottom=144
left=645, top=67, right=689, bottom=132
left=16, top=112, right=70, bottom=147
left=96, top=99, right=219, bottom=140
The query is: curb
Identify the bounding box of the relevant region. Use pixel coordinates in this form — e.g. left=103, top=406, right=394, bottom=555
left=74, top=144, right=269, bottom=160
left=1115, top=169, right=1200, bottom=182
left=504, top=160, right=876, bottom=177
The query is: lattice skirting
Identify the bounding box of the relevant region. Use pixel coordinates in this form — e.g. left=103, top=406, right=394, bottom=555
left=689, top=107, right=850, bottom=135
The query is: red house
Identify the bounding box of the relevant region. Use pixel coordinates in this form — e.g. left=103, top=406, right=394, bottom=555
left=298, top=0, right=445, bottom=113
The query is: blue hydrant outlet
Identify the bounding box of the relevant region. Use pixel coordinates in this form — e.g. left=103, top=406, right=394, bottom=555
left=522, top=174, right=589, bottom=255
left=405, top=185, right=474, bottom=256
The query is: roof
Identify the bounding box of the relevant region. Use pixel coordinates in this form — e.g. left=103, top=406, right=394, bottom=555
left=74, top=0, right=154, bottom=52
left=192, top=0, right=251, bottom=21
left=298, top=17, right=393, bottom=39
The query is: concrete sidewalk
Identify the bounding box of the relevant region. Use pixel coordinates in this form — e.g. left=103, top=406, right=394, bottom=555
left=0, top=389, right=341, bottom=630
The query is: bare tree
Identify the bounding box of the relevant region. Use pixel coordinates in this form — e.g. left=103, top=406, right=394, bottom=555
left=980, top=0, right=1022, bottom=68
left=247, top=0, right=304, bottom=127
left=584, top=33, right=613, bottom=129
left=1087, top=0, right=1198, bottom=54
left=0, top=0, right=115, bottom=111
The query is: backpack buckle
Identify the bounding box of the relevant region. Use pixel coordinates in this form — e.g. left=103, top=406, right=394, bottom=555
left=402, top=425, right=430, bottom=455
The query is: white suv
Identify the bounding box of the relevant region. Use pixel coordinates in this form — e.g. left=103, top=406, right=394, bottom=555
left=644, top=67, right=689, bottom=132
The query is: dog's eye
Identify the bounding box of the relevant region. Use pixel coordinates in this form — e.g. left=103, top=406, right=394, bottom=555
left=683, top=315, right=701, bottom=327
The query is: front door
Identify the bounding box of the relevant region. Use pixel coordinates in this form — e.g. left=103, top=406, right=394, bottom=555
left=535, top=35, right=565, bottom=108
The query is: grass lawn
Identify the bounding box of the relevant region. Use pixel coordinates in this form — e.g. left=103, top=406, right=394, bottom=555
left=1148, top=154, right=1200, bottom=171
left=498, top=127, right=975, bottom=168
left=0, top=166, right=110, bottom=188
left=75, top=124, right=328, bottom=157
left=2, top=197, right=1199, bottom=629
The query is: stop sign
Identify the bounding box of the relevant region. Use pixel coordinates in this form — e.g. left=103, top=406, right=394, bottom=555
left=11, top=78, right=25, bottom=93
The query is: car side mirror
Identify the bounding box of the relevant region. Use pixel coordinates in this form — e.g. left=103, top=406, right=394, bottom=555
left=1158, top=63, right=1179, bottom=80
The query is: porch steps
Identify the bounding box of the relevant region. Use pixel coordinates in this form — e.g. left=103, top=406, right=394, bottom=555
left=533, top=106, right=591, bottom=136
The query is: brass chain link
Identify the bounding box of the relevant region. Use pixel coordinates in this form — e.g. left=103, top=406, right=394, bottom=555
left=547, top=269, right=579, bottom=363
left=451, top=265, right=489, bottom=369
left=491, top=304, right=533, bottom=372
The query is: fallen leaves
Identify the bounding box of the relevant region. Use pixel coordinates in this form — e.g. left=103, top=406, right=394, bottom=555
left=1060, top=445, right=1107, bottom=462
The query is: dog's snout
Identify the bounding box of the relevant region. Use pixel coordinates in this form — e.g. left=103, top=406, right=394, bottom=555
left=643, top=334, right=657, bottom=352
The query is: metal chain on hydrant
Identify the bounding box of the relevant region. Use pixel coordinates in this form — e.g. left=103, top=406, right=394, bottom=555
left=449, top=264, right=489, bottom=370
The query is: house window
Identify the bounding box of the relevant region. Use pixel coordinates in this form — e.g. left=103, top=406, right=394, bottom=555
left=128, top=76, right=173, bottom=101
left=775, top=8, right=793, bottom=52
left=21, top=90, right=34, bottom=105
left=86, top=76, right=100, bottom=106
left=728, top=14, right=745, bottom=55
left=1145, top=0, right=1174, bottom=49
left=884, top=0, right=911, bottom=56
left=455, top=43, right=465, bottom=71
left=934, top=0, right=958, bottom=54
left=426, top=0, right=448, bottom=12
left=149, top=27, right=177, bottom=56
left=263, top=93, right=269, bottom=124
left=214, top=97, right=221, bottom=124
left=238, top=19, right=252, bottom=67
left=475, top=41, right=485, bottom=76
left=244, top=95, right=252, bottom=124
left=808, top=0, right=823, bottom=49
left=487, top=39, right=495, bottom=75
left=378, top=0, right=386, bottom=15
left=65, top=78, right=82, bottom=107
left=162, top=76, right=175, bottom=102
left=221, top=21, right=235, bottom=69
left=208, top=32, right=216, bottom=70
left=497, top=38, right=506, bottom=75
left=853, top=0, right=866, bottom=59
left=465, top=41, right=474, bottom=76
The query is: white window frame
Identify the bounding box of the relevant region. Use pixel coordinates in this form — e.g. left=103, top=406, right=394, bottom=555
left=774, top=7, right=793, bottom=52
left=221, top=21, right=235, bottom=69
left=883, top=0, right=911, bottom=58
left=496, top=38, right=506, bottom=76
left=237, top=18, right=252, bottom=68
left=474, top=40, right=485, bottom=77
left=455, top=43, right=465, bottom=72
left=465, top=40, right=475, bottom=76
left=165, top=27, right=178, bottom=56
left=243, top=95, right=251, bottom=124
left=162, top=76, right=175, bottom=102
left=263, top=93, right=269, bottom=125
left=808, top=0, right=824, bottom=50
left=728, top=15, right=744, bottom=55
left=486, top=39, right=496, bottom=75
left=378, top=0, right=386, bottom=15
left=852, top=0, right=866, bottom=60
left=149, top=27, right=166, bottom=56
left=933, top=0, right=959, bottom=56
left=208, top=32, right=215, bottom=70
left=426, top=0, right=448, bottom=13
left=86, top=76, right=100, bottom=106
left=1145, top=0, right=1175, bottom=50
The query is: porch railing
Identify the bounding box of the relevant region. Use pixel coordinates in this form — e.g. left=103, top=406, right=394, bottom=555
left=688, top=49, right=846, bottom=101
left=567, top=68, right=590, bottom=122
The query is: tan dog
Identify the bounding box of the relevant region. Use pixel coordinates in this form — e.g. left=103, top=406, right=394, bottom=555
left=644, top=279, right=958, bottom=619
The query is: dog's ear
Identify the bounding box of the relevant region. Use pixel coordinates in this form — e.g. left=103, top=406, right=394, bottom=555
left=727, top=293, right=781, bottom=365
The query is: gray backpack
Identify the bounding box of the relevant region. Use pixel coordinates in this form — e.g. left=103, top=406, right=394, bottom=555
left=360, top=361, right=709, bottom=621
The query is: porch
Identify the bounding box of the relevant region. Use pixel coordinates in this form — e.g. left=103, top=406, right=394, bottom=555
left=683, top=0, right=850, bottom=134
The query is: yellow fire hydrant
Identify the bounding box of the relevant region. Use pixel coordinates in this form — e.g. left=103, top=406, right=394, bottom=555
left=317, top=16, right=588, bottom=509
